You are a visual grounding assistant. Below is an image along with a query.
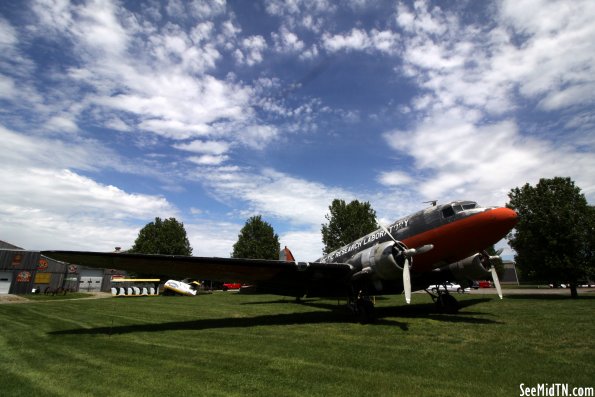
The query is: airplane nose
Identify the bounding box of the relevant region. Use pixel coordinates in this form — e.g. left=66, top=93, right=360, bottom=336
left=491, top=207, right=519, bottom=229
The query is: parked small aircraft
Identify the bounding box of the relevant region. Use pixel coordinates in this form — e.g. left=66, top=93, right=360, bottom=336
left=163, top=279, right=201, bottom=296
left=43, top=200, right=518, bottom=322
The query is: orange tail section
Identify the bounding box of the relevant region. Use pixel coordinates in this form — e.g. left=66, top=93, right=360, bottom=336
left=279, top=246, right=296, bottom=262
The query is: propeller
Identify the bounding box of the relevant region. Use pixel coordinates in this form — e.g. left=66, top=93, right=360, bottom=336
left=402, top=257, right=411, bottom=304
left=483, top=249, right=503, bottom=299
left=377, top=219, right=433, bottom=304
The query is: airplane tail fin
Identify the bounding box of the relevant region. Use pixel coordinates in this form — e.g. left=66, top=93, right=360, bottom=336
left=279, top=246, right=296, bottom=262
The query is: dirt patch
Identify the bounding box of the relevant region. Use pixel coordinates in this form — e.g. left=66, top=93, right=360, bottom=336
left=0, top=294, right=29, bottom=304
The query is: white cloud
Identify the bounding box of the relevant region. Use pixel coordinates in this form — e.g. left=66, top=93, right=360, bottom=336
left=188, top=0, right=227, bottom=20
left=280, top=229, right=324, bottom=261
left=0, top=16, right=18, bottom=47
left=272, top=26, right=305, bottom=53
left=189, top=154, right=229, bottom=165
left=193, top=166, right=354, bottom=227
left=0, top=166, right=177, bottom=251
left=173, top=140, right=230, bottom=155
left=322, top=28, right=370, bottom=52
left=0, top=125, right=113, bottom=172
left=264, top=0, right=336, bottom=32
left=237, top=124, right=279, bottom=149
left=377, top=171, right=413, bottom=187
left=0, top=124, right=178, bottom=251
left=240, top=35, right=267, bottom=66
left=189, top=164, right=422, bottom=259
left=26, top=0, right=258, bottom=147
left=185, top=220, right=240, bottom=258
left=322, top=28, right=399, bottom=54
left=104, top=116, right=132, bottom=132
left=46, top=114, right=78, bottom=133
left=383, top=113, right=595, bottom=206
left=0, top=75, right=16, bottom=99
left=385, top=0, right=595, bottom=205
left=74, top=0, right=130, bottom=56
left=137, top=118, right=210, bottom=139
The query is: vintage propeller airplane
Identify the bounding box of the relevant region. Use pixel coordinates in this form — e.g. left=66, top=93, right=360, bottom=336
left=43, top=200, right=518, bottom=322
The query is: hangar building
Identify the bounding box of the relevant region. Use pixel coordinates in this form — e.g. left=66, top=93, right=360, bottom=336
left=0, top=240, right=125, bottom=295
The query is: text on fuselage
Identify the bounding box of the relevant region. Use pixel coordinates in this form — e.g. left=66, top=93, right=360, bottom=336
left=321, top=219, right=409, bottom=262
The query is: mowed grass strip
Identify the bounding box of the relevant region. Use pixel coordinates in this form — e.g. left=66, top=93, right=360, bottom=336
left=0, top=292, right=593, bottom=397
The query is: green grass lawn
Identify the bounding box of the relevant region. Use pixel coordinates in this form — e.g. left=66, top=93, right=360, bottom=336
left=0, top=292, right=593, bottom=397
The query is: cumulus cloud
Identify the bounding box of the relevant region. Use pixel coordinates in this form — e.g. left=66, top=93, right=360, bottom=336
left=0, top=129, right=177, bottom=250
left=265, top=0, right=336, bottom=32
left=239, top=35, right=268, bottom=66
left=272, top=26, right=305, bottom=53
left=24, top=0, right=257, bottom=148
left=280, top=229, right=325, bottom=261
left=383, top=0, right=595, bottom=205
left=185, top=220, right=240, bottom=258
left=173, top=140, right=231, bottom=155
left=189, top=154, right=229, bottom=165
left=192, top=166, right=354, bottom=227
left=377, top=171, right=413, bottom=187
left=46, top=115, right=79, bottom=133
left=322, top=28, right=399, bottom=54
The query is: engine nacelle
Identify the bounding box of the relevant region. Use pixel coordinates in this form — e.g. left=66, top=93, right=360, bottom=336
left=347, top=241, right=407, bottom=280
left=446, top=253, right=491, bottom=280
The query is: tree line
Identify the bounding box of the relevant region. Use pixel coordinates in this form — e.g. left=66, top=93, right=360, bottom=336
left=130, top=177, right=594, bottom=297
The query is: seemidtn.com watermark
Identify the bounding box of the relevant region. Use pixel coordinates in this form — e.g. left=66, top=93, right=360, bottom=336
left=520, top=384, right=594, bottom=397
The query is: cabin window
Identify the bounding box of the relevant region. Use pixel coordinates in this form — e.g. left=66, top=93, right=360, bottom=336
left=442, top=206, right=455, bottom=218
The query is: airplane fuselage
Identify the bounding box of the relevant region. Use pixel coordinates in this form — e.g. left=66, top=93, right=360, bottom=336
left=318, top=201, right=518, bottom=273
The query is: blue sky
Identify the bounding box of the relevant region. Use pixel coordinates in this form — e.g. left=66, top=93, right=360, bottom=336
left=1, top=0, right=594, bottom=260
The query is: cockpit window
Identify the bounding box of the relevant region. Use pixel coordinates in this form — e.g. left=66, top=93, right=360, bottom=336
left=443, top=201, right=478, bottom=218
left=442, top=206, right=455, bottom=218
left=452, top=204, right=464, bottom=213
left=462, top=202, right=477, bottom=210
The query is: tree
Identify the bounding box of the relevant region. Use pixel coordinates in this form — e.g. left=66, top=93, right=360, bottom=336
left=506, top=177, right=595, bottom=298
left=232, top=215, right=280, bottom=259
left=321, top=199, right=378, bottom=255
left=131, top=217, right=193, bottom=256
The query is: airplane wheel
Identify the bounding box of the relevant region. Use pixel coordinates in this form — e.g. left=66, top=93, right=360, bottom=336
left=436, top=294, right=459, bottom=314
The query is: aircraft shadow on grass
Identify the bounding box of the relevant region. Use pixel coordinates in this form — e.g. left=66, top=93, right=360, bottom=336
left=504, top=294, right=595, bottom=301
left=48, top=298, right=498, bottom=336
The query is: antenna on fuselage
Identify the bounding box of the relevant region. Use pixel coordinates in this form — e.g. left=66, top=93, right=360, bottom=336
left=424, top=200, right=438, bottom=206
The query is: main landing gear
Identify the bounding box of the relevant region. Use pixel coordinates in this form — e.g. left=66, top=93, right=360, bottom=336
left=426, top=287, right=460, bottom=314
left=348, top=290, right=376, bottom=324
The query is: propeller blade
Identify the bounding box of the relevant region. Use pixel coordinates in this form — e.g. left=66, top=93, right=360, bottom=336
left=402, top=244, right=434, bottom=258
left=483, top=249, right=503, bottom=299
left=412, top=244, right=434, bottom=256
left=490, top=265, right=503, bottom=299
left=376, top=218, right=425, bottom=304
left=485, top=248, right=503, bottom=261
left=376, top=219, right=399, bottom=244
left=403, top=258, right=411, bottom=304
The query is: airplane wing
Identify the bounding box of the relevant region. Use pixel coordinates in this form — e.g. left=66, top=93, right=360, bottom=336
left=41, top=251, right=353, bottom=296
